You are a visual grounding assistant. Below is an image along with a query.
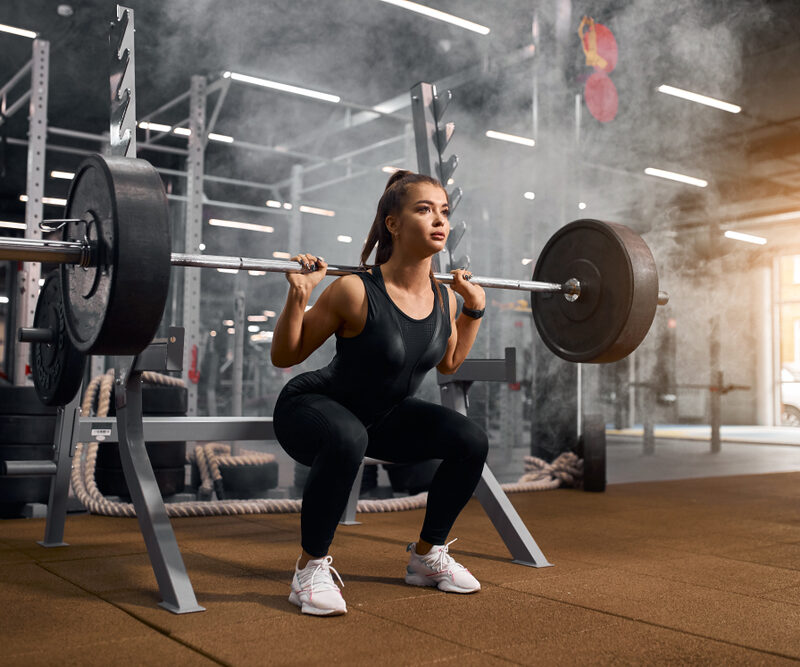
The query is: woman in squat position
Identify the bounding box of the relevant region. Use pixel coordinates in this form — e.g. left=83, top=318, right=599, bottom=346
left=271, top=170, right=487, bottom=616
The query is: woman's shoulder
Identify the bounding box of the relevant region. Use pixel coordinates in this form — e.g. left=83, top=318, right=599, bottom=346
left=327, top=273, right=367, bottom=307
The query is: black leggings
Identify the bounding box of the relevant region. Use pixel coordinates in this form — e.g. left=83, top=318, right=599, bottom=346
left=273, top=394, right=489, bottom=558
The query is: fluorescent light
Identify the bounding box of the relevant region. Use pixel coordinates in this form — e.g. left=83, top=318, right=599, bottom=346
left=217, top=268, right=239, bottom=274
left=657, top=85, right=741, bottom=114
left=0, top=221, right=26, bottom=230
left=50, top=170, right=74, bottom=180
left=300, top=205, right=336, bottom=217
left=172, top=127, right=191, bottom=136
left=578, top=202, right=587, bottom=210
left=0, top=296, right=9, bottom=304
left=523, top=191, right=535, bottom=200
left=223, top=320, right=234, bottom=326
left=264, top=310, right=276, bottom=317
left=251, top=331, right=274, bottom=343
left=644, top=167, right=707, bottom=188
left=248, top=315, right=268, bottom=322
left=248, top=270, right=267, bottom=276
left=198, top=243, right=206, bottom=251
left=248, top=325, right=261, bottom=333
left=485, top=130, right=535, bottom=147
left=38, top=278, right=45, bottom=286
left=521, top=258, right=533, bottom=266
left=382, top=166, right=400, bottom=174
left=337, top=235, right=353, bottom=243
left=378, top=0, right=490, bottom=35
left=283, top=203, right=293, bottom=210
left=227, top=328, right=236, bottom=334
left=0, top=23, right=38, bottom=39
left=208, top=218, right=274, bottom=233
left=447, top=178, right=455, bottom=185
left=210, top=330, right=217, bottom=337
left=225, top=72, right=341, bottom=103
left=19, top=195, right=68, bottom=206
left=209, top=132, right=234, bottom=143
left=273, top=251, right=291, bottom=259
left=724, top=230, right=767, bottom=245
left=139, top=121, right=172, bottom=132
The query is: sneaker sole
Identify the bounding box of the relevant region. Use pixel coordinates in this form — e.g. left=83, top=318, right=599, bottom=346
left=288, top=590, right=347, bottom=616
left=404, top=573, right=480, bottom=594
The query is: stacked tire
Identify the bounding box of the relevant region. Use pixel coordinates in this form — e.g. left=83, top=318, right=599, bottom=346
left=0, top=387, right=57, bottom=518
left=95, top=384, right=187, bottom=499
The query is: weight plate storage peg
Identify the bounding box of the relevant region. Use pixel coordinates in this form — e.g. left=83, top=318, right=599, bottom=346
left=61, top=154, right=172, bottom=355
left=531, top=219, right=659, bottom=363
left=30, top=271, right=87, bottom=405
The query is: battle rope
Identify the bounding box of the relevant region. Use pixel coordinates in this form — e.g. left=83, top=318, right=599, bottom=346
left=72, top=371, right=582, bottom=517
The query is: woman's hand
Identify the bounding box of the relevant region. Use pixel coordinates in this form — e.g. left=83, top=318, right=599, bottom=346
left=449, top=269, right=485, bottom=310
left=286, top=253, right=328, bottom=291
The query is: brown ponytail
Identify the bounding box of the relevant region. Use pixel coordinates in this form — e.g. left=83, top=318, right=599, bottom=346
left=360, top=170, right=447, bottom=312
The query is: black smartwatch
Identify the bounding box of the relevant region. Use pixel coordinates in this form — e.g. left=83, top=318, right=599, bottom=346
left=461, top=305, right=485, bottom=319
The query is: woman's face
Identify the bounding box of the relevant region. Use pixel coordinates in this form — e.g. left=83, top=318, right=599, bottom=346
left=387, top=182, right=450, bottom=257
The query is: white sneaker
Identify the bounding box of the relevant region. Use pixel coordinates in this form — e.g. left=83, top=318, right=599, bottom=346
left=288, top=555, right=347, bottom=616
left=405, top=538, right=481, bottom=593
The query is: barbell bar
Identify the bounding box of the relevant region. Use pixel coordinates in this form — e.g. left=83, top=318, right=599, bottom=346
left=3, top=154, right=669, bottom=383
left=0, top=237, right=668, bottom=305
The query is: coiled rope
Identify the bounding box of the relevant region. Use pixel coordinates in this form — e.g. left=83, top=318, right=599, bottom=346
left=72, top=371, right=581, bottom=517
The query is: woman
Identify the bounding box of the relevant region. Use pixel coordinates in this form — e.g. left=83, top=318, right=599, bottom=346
left=271, top=170, right=487, bottom=616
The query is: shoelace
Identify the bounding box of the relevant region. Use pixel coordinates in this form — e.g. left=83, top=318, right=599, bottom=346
left=422, top=538, right=465, bottom=573
left=303, top=555, right=345, bottom=592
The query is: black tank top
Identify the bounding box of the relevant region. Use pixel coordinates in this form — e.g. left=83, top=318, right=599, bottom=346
left=278, top=266, right=451, bottom=426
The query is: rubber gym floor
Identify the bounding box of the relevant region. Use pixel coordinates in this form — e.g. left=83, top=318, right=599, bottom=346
left=2, top=437, right=800, bottom=666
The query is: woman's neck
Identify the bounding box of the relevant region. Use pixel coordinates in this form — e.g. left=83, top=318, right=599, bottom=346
left=380, top=253, right=432, bottom=293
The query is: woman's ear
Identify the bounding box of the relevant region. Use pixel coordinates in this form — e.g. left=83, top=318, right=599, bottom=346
left=385, top=215, right=399, bottom=237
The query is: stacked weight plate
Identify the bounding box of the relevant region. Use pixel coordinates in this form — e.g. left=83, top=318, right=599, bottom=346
left=0, top=387, right=58, bottom=517
left=95, top=383, right=188, bottom=499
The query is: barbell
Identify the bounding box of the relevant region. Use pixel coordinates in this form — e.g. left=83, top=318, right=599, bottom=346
left=1, top=154, right=669, bottom=404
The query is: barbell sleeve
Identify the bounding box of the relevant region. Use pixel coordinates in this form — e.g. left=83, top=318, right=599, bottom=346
left=0, top=237, right=86, bottom=264
left=18, top=327, right=56, bottom=344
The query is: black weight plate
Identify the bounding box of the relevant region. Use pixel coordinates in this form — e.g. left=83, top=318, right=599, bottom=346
left=94, top=466, right=185, bottom=499
left=0, top=387, right=58, bottom=415
left=219, top=460, right=279, bottom=499
left=96, top=441, right=186, bottom=470
left=0, top=443, right=53, bottom=460
left=579, top=414, right=606, bottom=493
left=31, top=272, right=87, bottom=406
left=0, top=478, right=51, bottom=506
left=62, top=154, right=172, bottom=355
left=0, top=415, right=57, bottom=444
left=531, top=219, right=659, bottom=363
left=108, top=384, right=188, bottom=416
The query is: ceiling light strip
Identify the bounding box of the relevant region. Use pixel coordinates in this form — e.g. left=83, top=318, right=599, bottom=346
left=378, top=0, right=490, bottom=35
left=0, top=23, right=38, bottom=39
left=0, top=221, right=27, bottom=230
left=208, top=218, right=274, bottom=233
left=644, top=167, right=707, bottom=188
left=723, top=230, right=767, bottom=245
left=224, top=72, right=341, bottom=103
left=486, top=130, right=535, bottom=147
left=657, top=85, right=741, bottom=114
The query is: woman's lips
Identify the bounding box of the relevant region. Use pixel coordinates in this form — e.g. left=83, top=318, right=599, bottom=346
left=431, top=233, right=446, bottom=240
